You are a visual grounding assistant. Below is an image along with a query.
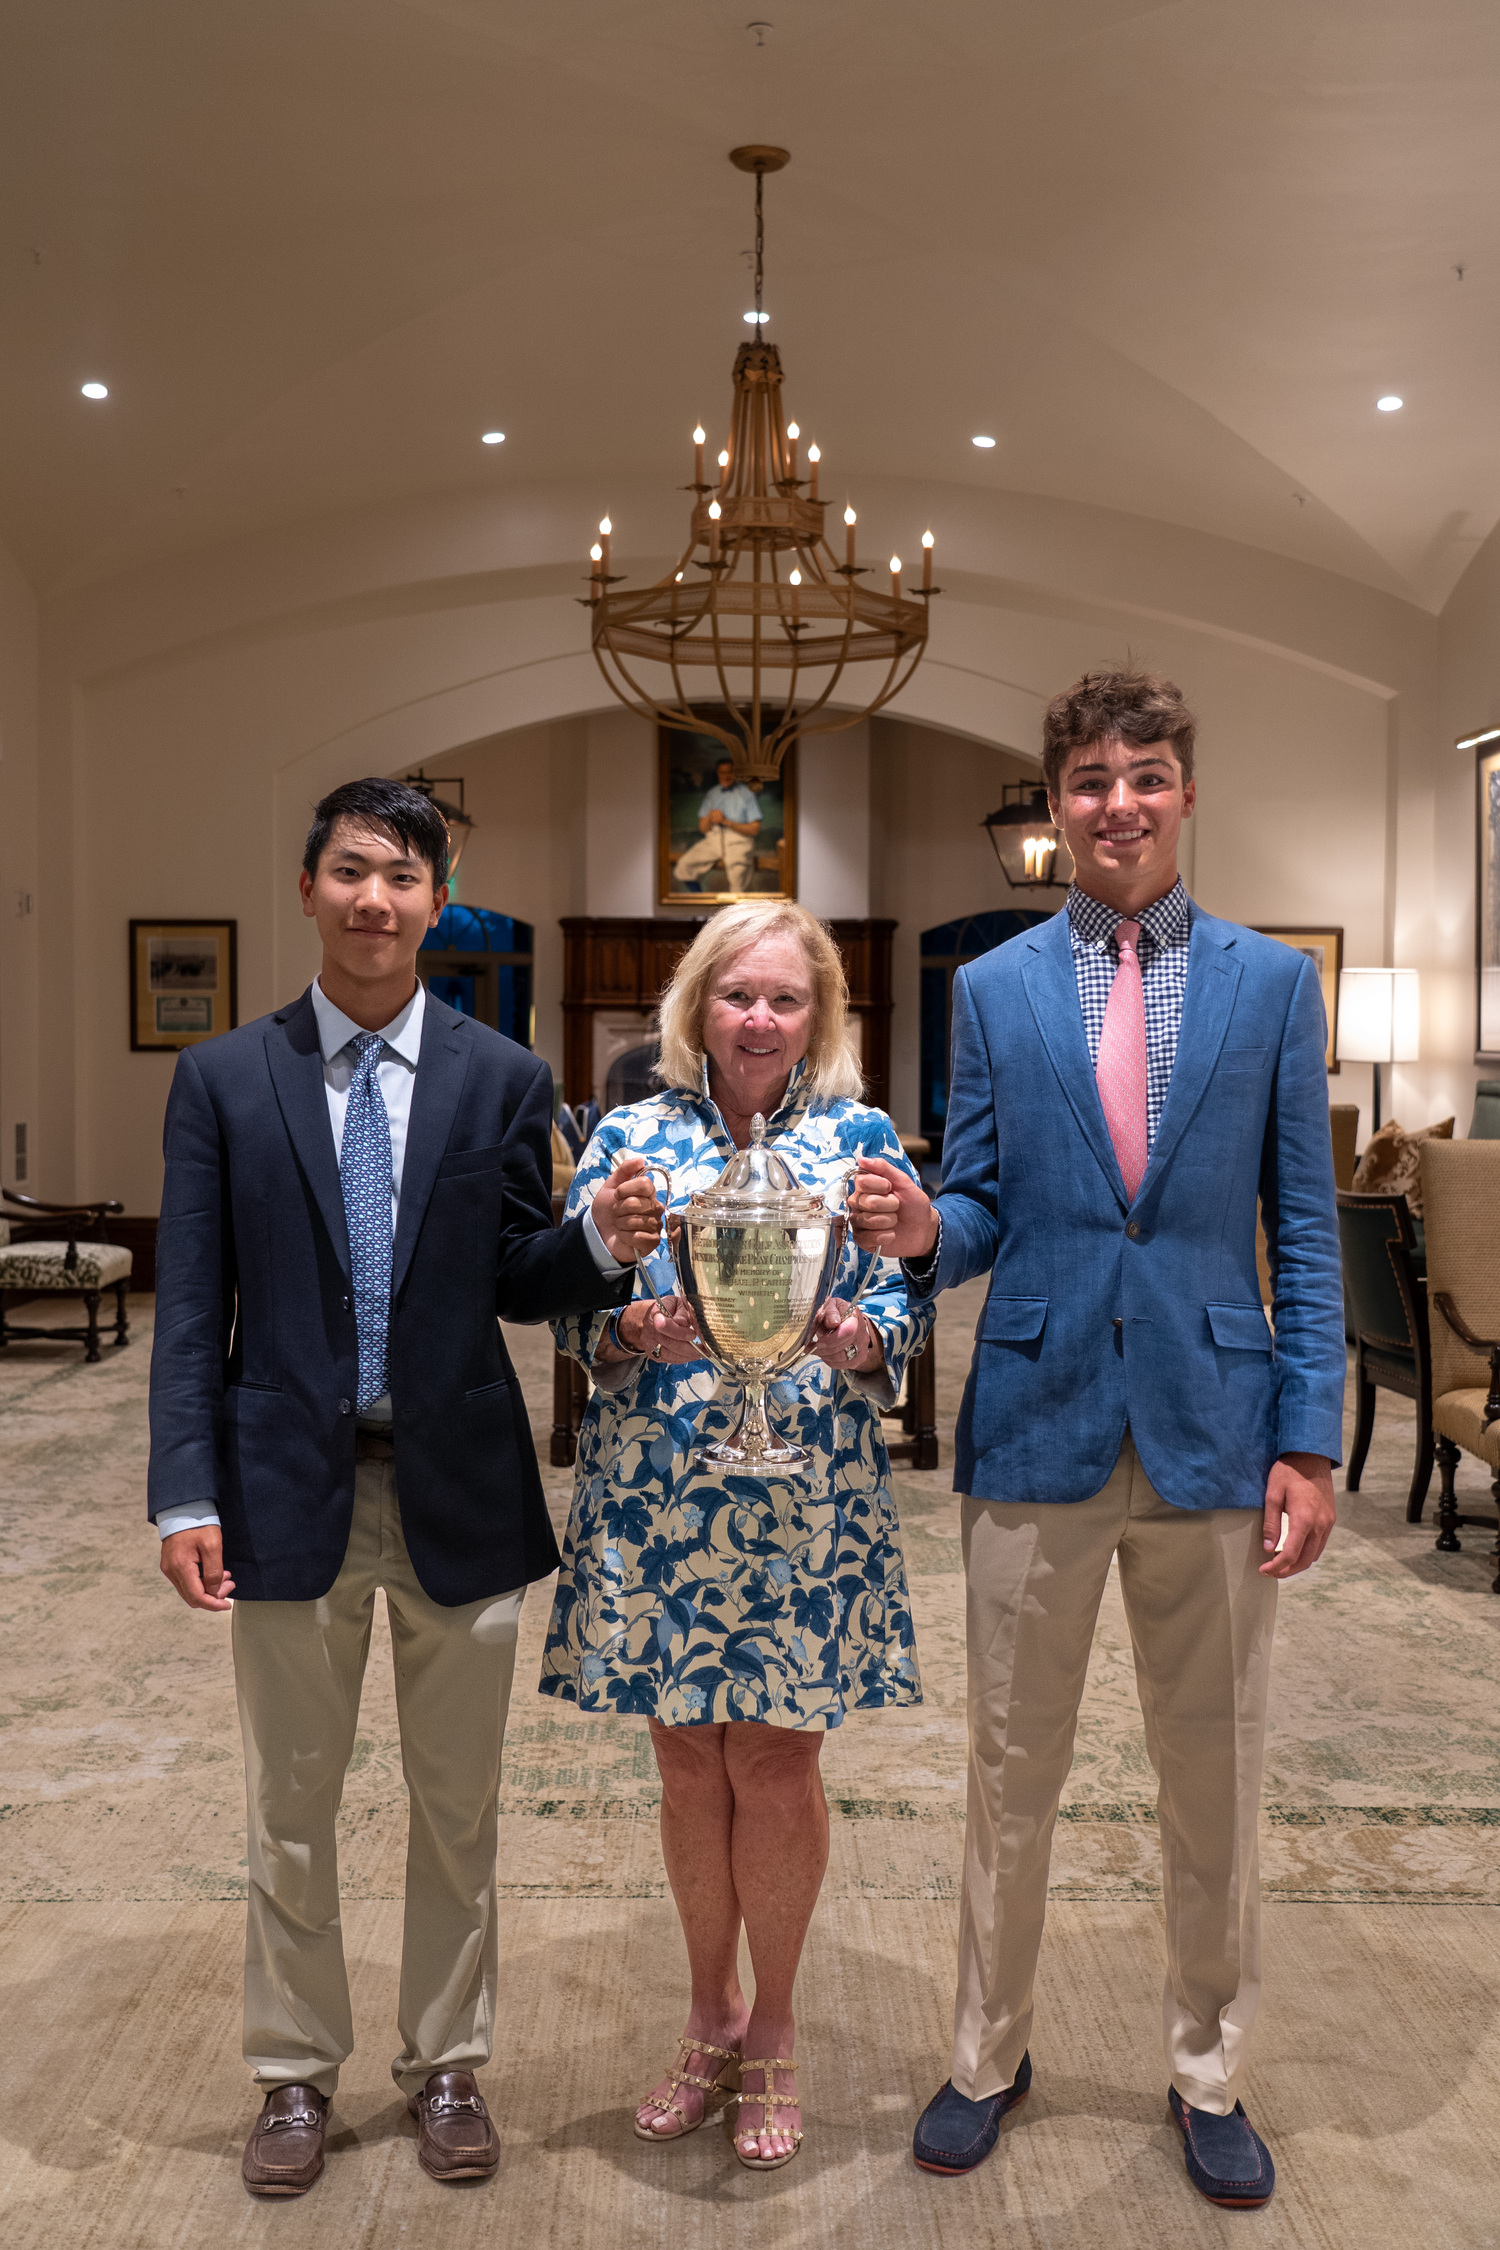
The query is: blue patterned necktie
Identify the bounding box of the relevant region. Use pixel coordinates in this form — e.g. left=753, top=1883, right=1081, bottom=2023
left=340, top=1031, right=394, bottom=1412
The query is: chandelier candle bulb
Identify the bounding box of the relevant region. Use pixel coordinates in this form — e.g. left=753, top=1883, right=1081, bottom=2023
left=786, top=420, right=799, bottom=483
left=598, top=517, right=612, bottom=579
left=693, top=426, right=705, bottom=485
left=589, top=541, right=603, bottom=599
left=922, top=529, right=933, bottom=591
left=844, top=505, right=856, bottom=570
left=890, top=556, right=901, bottom=597
left=807, top=442, right=820, bottom=499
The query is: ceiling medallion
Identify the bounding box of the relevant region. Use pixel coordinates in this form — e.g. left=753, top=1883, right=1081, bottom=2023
left=585, top=147, right=937, bottom=778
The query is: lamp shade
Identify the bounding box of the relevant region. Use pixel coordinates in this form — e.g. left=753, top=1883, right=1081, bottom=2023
left=1335, top=967, right=1420, bottom=1064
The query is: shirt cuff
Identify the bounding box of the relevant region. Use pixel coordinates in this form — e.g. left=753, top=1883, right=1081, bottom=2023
left=582, top=1206, right=630, bottom=1276
left=155, top=1504, right=222, bottom=1541
left=900, top=1209, right=943, bottom=1294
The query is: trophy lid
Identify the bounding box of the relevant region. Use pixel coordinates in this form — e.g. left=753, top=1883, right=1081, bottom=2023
left=694, top=1113, right=824, bottom=1218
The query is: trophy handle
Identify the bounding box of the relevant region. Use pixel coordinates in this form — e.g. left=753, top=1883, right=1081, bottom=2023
left=623, top=1158, right=676, bottom=1305
left=827, top=1166, right=882, bottom=1312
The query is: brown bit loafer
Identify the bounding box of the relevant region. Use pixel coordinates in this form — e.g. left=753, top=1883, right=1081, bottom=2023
left=407, top=2069, right=500, bottom=2181
left=241, top=2083, right=329, bottom=2197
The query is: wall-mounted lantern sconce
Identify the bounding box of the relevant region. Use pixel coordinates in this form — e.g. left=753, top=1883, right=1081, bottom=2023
left=980, top=784, right=1074, bottom=891
left=404, top=771, right=476, bottom=881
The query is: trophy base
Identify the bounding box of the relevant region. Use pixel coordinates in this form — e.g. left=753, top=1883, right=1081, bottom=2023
left=696, top=1377, right=810, bottom=1475
left=697, top=1433, right=813, bottom=1472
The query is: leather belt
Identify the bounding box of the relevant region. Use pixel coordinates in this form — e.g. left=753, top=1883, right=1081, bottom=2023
left=355, top=1428, right=396, bottom=1462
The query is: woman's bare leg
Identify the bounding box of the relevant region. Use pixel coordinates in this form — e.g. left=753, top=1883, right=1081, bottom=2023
left=724, top=1722, right=829, bottom=2160
left=636, top=1719, right=750, bottom=2135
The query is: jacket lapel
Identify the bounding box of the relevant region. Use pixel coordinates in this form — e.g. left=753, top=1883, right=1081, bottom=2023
left=1020, top=911, right=1128, bottom=1211
left=392, top=996, right=473, bottom=1296
left=266, top=991, right=351, bottom=1279
left=1142, top=909, right=1243, bottom=1188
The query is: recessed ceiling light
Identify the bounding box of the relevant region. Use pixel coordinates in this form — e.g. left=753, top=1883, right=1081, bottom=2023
left=972, top=433, right=996, bottom=448
left=80, top=381, right=108, bottom=400
left=1376, top=395, right=1403, bottom=412
left=481, top=430, right=505, bottom=444
left=743, top=310, right=770, bottom=325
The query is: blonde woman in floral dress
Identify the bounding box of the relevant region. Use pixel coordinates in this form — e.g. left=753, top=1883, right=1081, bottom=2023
left=541, top=900, right=931, bottom=2170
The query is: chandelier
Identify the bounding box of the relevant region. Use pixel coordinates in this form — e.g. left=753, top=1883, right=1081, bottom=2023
left=586, top=147, right=936, bottom=778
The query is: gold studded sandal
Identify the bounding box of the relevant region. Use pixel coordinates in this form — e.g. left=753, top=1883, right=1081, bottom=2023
left=735, top=2057, right=803, bottom=2171
left=633, top=2038, right=742, bottom=2142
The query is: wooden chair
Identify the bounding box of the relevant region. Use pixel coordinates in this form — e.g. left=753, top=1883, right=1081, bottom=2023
left=0, top=1190, right=132, bottom=1363
left=1336, top=1190, right=1432, bottom=1517
left=1417, top=1140, right=1500, bottom=1589
left=882, top=1331, right=938, bottom=1469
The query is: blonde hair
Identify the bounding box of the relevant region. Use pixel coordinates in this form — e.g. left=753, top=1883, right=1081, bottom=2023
left=656, top=901, right=864, bottom=1104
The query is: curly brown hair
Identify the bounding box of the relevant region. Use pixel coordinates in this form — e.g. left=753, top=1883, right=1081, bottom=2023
left=1041, top=666, right=1196, bottom=797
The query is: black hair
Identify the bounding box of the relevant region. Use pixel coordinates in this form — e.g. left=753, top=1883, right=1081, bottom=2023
left=302, top=777, right=450, bottom=889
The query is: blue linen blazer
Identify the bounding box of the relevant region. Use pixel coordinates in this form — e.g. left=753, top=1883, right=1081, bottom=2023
left=147, top=988, right=631, bottom=1604
left=920, top=901, right=1345, bottom=1511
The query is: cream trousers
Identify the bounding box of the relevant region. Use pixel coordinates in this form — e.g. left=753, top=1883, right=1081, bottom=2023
left=231, top=1459, right=524, bottom=2097
left=953, top=1433, right=1277, bottom=2115
left=672, top=828, right=756, bottom=891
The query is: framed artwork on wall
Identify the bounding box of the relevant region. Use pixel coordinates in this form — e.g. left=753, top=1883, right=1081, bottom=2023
left=1251, top=925, right=1343, bottom=1072
left=130, top=920, right=238, bottom=1051
left=658, top=715, right=797, bottom=907
left=1476, top=734, right=1500, bottom=1062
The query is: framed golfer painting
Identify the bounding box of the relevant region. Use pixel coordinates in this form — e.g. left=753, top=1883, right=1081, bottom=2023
left=658, top=718, right=797, bottom=907
left=1251, top=925, right=1343, bottom=1072
left=130, top=920, right=238, bottom=1051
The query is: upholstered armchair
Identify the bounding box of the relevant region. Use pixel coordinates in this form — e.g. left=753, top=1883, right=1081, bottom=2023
left=1417, top=1140, right=1500, bottom=1591
left=1336, top=1190, right=1432, bottom=1518
left=0, top=1190, right=132, bottom=1363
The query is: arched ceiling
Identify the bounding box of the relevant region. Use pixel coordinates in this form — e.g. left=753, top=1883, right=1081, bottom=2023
left=4, top=0, right=1498, bottom=609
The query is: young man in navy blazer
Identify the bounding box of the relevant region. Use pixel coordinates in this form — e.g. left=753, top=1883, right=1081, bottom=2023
left=149, top=778, right=660, bottom=2197
left=852, top=671, right=1344, bottom=2209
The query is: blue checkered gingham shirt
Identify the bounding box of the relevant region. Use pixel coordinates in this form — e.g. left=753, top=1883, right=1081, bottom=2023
left=1066, top=879, right=1192, bottom=1152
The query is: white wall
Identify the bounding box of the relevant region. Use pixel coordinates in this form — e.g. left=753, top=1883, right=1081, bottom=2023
left=22, top=469, right=1459, bottom=1211
left=1434, top=517, right=1500, bottom=1131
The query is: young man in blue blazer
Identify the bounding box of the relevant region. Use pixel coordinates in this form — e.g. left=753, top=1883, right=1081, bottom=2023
left=852, top=670, right=1343, bottom=2209
left=149, top=778, right=660, bottom=2198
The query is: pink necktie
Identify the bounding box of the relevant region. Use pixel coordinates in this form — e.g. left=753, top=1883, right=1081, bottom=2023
left=1097, top=918, right=1148, bottom=1200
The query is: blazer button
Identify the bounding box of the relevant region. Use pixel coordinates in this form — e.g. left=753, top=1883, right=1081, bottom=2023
left=1113, top=1317, right=1123, bottom=1329
left=1125, top=1220, right=1141, bottom=1240
left=342, top=1293, right=351, bottom=1312
left=338, top=1398, right=352, bottom=1416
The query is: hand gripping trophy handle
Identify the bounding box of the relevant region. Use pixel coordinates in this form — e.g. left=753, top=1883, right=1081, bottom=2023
left=620, top=1161, right=676, bottom=1307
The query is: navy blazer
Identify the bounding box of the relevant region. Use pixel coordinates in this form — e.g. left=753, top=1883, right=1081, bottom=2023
left=919, top=901, right=1346, bottom=1511
left=147, top=988, right=631, bottom=1604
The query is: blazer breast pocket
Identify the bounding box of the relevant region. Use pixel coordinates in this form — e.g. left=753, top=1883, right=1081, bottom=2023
left=1217, top=1047, right=1267, bottom=1075
left=436, top=1142, right=507, bottom=1180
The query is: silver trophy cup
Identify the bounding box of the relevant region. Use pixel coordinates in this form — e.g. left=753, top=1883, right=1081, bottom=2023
left=632, top=1114, right=868, bottom=1471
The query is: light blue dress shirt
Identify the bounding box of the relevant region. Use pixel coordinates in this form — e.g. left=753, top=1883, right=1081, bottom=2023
left=698, top=781, right=761, bottom=827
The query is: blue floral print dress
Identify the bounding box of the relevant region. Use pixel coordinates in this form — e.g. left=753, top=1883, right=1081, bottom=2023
left=540, top=1065, right=932, bottom=1730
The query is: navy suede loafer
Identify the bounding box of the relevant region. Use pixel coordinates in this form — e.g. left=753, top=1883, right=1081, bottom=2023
left=1168, top=2087, right=1275, bottom=2209
left=912, top=2052, right=1032, bottom=2174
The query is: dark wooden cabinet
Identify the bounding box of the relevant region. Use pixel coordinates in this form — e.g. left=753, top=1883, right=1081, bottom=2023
left=559, top=915, right=896, bottom=1112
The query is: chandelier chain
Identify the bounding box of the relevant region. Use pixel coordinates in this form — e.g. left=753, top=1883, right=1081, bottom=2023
left=754, top=168, right=764, bottom=326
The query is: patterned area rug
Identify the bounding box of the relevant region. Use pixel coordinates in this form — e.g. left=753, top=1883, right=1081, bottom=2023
left=3, top=1283, right=1498, bottom=1910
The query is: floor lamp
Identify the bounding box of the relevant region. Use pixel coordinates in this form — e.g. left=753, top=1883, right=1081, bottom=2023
left=1336, top=967, right=1420, bottom=1133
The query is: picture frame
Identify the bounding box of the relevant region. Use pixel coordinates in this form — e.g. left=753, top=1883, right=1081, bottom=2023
left=130, top=919, right=238, bottom=1051
left=657, top=716, right=797, bottom=907
left=1251, top=926, right=1343, bottom=1072
left=1475, top=734, right=1500, bottom=1062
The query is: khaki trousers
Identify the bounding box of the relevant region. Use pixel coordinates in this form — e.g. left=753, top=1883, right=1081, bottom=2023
left=231, top=1460, right=524, bottom=2097
left=673, top=828, right=756, bottom=890
left=954, top=1434, right=1277, bottom=2115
